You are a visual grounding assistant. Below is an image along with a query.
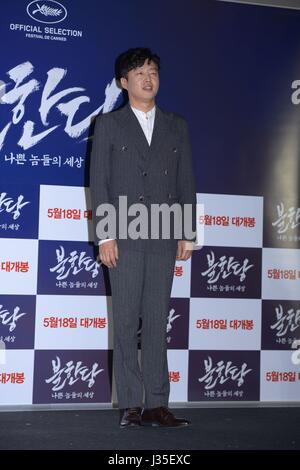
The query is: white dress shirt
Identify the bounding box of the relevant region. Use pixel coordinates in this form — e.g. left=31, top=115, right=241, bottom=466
left=130, top=104, right=156, bottom=145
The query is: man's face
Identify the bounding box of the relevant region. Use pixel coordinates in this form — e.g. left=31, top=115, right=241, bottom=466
left=120, top=59, right=159, bottom=104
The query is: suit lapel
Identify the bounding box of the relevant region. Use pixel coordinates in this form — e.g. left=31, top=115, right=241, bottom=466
left=150, top=105, right=169, bottom=159
left=116, top=103, right=169, bottom=165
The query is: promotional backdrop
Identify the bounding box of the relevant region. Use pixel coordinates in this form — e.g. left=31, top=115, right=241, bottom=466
left=0, top=0, right=299, bottom=405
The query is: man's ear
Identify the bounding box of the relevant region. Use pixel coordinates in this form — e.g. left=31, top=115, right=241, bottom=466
left=120, top=77, right=128, bottom=90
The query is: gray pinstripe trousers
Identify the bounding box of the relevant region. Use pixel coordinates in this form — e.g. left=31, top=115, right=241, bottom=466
left=108, top=248, right=177, bottom=409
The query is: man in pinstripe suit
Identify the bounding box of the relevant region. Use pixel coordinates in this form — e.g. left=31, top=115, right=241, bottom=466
left=90, top=48, right=196, bottom=428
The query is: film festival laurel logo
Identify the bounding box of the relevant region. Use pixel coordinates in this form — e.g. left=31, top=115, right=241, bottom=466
left=8, top=1, right=81, bottom=42
left=26, top=0, right=67, bottom=24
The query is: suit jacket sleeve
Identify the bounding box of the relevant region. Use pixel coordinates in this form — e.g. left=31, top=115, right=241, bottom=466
left=177, top=118, right=197, bottom=242
left=89, top=115, right=112, bottom=245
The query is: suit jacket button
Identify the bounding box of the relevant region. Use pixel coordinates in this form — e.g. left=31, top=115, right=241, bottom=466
left=142, top=171, right=147, bottom=177
left=164, top=169, right=168, bottom=175
left=172, top=147, right=178, bottom=153
left=121, top=145, right=127, bottom=151
left=139, top=195, right=144, bottom=201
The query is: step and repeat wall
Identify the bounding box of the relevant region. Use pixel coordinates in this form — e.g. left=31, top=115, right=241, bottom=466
left=0, top=0, right=299, bottom=406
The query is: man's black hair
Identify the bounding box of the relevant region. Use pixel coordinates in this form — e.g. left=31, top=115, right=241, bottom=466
left=115, top=47, right=160, bottom=81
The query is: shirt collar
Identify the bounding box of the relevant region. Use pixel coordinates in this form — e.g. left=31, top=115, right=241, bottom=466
left=131, top=104, right=156, bottom=119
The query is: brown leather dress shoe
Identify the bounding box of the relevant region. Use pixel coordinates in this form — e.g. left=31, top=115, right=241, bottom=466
left=141, top=406, right=190, bottom=428
left=119, top=407, right=142, bottom=428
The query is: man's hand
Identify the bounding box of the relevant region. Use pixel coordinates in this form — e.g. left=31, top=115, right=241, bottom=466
left=99, top=240, right=119, bottom=268
left=176, top=240, right=193, bottom=261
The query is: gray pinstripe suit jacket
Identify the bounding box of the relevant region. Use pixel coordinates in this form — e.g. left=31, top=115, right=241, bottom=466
left=90, top=102, right=196, bottom=253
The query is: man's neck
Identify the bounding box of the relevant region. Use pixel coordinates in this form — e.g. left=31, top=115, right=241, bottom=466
left=129, top=99, right=156, bottom=114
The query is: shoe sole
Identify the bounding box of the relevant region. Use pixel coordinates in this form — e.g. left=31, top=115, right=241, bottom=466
left=141, top=422, right=190, bottom=428
left=119, top=423, right=141, bottom=429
